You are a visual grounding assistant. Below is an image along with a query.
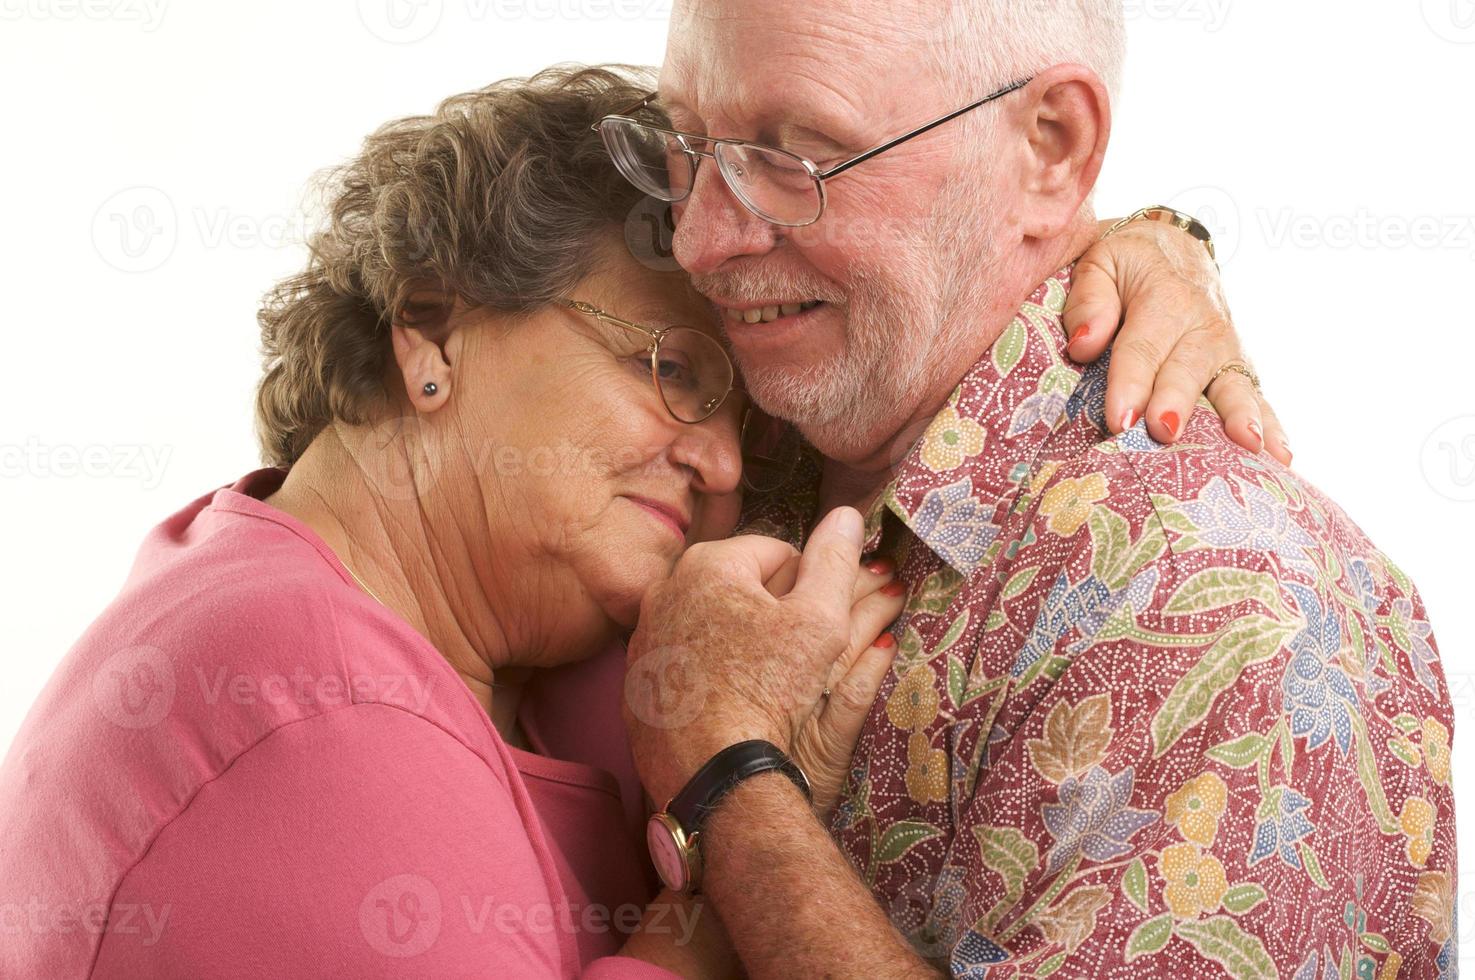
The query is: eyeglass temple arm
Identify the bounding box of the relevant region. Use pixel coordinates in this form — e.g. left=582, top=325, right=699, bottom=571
left=592, top=92, right=660, bottom=132
left=566, top=300, right=661, bottom=344
left=814, top=77, right=1033, bottom=181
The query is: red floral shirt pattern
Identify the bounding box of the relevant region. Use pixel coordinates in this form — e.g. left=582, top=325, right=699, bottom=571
left=738, top=269, right=1457, bottom=978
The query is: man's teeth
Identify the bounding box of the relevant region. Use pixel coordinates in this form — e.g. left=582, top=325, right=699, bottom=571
left=726, top=300, right=823, bottom=323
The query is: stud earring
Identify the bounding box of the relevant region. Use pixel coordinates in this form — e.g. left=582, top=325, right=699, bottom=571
left=422, top=382, right=438, bottom=397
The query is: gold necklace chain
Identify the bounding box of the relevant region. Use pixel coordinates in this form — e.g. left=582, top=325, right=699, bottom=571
left=340, top=558, right=385, bottom=607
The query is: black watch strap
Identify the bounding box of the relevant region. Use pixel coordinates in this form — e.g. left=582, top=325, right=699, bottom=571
left=667, top=740, right=811, bottom=838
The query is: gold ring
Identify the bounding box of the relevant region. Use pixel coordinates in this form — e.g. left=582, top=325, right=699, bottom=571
left=1209, top=360, right=1261, bottom=394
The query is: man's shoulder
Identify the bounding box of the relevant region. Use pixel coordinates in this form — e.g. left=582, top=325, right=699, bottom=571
left=1024, top=400, right=1373, bottom=579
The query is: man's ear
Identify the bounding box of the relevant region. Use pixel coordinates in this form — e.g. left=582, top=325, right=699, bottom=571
left=1012, top=64, right=1112, bottom=241
left=389, top=294, right=462, bottom=413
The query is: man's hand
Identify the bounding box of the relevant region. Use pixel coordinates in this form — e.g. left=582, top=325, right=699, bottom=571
left=1063, top=218, right=1293, bottom=465
left=623, top=507, right=868, bottom=807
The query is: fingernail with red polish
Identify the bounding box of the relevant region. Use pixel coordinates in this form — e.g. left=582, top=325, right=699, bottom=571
left=881, top=581, right=907, bottom=598
left=1068, top=326, right=1089, bottom=349
left=1160, top=411, right=1181, bottom=438
left=874, top=633, right=897, bottom=649
left=865, top=558, right=894, bottom=575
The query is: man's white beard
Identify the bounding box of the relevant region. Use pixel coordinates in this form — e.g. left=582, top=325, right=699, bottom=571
left=728, top=245, right=1004, bottom=461
left=695, top=173, right=1005, bottom=460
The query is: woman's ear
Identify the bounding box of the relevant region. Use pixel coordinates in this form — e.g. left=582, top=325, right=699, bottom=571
left=1012, top=64, right=1112, bottom=241
left=389, top=293, right=462, bottom=413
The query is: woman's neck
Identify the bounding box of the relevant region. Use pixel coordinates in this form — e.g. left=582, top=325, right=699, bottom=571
left=263, top=423, right=528, bottom=730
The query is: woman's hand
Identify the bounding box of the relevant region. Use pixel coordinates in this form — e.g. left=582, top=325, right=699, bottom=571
left=1064, top=217, right=1292, bottom=465
left=763, top=555, right=905, bottom=819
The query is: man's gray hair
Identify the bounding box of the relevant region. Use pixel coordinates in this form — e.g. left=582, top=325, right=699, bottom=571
left=921, top=1, right=1126, bottom=104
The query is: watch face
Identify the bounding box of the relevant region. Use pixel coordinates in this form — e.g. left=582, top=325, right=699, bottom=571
left=646, top=814, right=690, bottom=893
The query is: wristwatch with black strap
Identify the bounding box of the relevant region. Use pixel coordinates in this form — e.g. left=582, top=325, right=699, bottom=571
left=645, top=740, right=811, bottom=894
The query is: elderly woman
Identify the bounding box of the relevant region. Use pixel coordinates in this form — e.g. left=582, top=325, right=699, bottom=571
left=0, top=65, right=1269, bottom=978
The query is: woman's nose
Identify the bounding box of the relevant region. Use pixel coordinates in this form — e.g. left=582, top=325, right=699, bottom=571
left=668, top=403, right=744, bottom=496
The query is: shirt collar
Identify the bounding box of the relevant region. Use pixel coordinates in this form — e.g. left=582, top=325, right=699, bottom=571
left=738, top=265, right=1086, bottom=575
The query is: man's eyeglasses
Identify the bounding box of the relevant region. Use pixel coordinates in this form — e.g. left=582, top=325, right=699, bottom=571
left=562, top=299, right=800, bottom=492
left=594, top=77, right=1033, bottom=228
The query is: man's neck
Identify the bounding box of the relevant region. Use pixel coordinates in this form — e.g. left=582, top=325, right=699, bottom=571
left=817, top=222, right=1099, bottom=515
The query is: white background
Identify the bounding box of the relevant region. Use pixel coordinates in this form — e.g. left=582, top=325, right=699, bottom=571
left=1, top=0, right=1472, bottom=966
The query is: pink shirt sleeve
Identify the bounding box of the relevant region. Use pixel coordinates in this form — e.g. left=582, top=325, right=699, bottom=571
left=90, top=702, right=679, bottom=979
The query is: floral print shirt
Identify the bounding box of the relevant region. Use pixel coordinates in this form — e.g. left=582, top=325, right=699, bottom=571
left=737, top=268, right=1457, bottom=978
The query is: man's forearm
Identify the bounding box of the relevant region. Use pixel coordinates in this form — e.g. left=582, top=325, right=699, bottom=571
left=699, top=772, right=937, bottom=980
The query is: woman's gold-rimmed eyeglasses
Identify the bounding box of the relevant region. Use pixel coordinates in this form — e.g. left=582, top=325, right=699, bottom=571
left=564, top=299, right=734, bottom=423
left=593, top=77, right=1033, bottom=228
left=562, top=299, right=800, bottom=493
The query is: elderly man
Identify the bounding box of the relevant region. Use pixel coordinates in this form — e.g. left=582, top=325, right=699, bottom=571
left=618, top=2, right=1456, bottom=978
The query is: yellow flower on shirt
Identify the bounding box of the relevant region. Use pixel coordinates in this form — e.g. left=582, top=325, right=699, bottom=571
left=1039, top=474, right=1109, bottom=537
left=1164, top=772, right=1228, bottom=847
left=1400, top=797, right=1435, bottom=867
left=905, top=731, right=950, bottom=804
left=920, top=406, right=986, bottom=473
left=1160, top=842, right=1229, bottom=919
left=887, top=665, right=941, bottom=731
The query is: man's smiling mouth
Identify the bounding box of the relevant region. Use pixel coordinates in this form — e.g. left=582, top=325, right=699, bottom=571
left=718, top=300, right=825, bottom=324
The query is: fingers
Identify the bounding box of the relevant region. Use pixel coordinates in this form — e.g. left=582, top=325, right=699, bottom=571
left=817, top=639, right=898, bottom=763
left=1205, top=368, right=1267, bottom=457
left=1102, top=324, right=1171, bottom=438
left=1138, top=326, right=1224, bottom=444
left=1062, top=251, right=1124, bottom=364
left=700, top=534, right=801, bottom=588
left=763, top=553, right=801, bottom=598
left=851, top=555, right=895, bottom=606
left=792, top=507, right=865, bottom=611
left=1258, top=397, right=1293, bottom=466
left=831, top=580, right=906, bottom=688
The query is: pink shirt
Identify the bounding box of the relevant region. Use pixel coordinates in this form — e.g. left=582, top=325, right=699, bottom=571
left=0, top=469, right=680, bottom=979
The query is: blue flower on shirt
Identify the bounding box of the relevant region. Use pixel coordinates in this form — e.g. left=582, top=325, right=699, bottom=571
left=1249, top=784, right=1316, bottom=869
left=1041, top=765, right=1158, bottom=875
left=1065, top=357, right=1110, bottom=430
left=1173, top=475, right=1318, bottom=574
left=1390, top=597, right=1441, bottom=698
left=908, top=478, right=1000, bottom=573
left=1011, top=572, right=1112, bottom=678
left=1282, top=583, right=1358, bottom=756
left=951, top=929, right=1010, bottom=978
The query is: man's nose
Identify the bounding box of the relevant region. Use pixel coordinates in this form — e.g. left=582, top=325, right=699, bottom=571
left=672, top=157, right=779, bottom=276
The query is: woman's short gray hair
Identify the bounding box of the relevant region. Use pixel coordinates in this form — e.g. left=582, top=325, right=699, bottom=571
left=254, top=64, right=658, bottom=468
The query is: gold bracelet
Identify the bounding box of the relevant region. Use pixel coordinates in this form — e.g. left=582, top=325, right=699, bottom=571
left=1104, top=205, right=1217, bottom=265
